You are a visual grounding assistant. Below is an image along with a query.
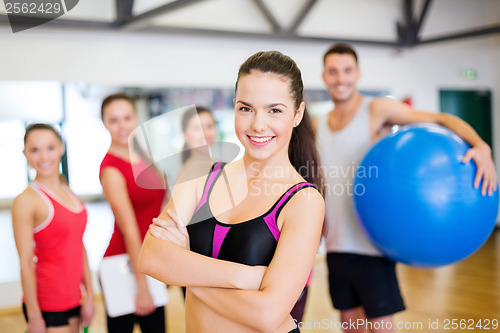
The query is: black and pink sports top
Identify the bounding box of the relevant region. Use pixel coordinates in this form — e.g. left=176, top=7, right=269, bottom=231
left=187, top=162, right=315, bottom=266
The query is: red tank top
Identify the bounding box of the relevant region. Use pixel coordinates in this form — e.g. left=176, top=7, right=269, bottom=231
left=100, top=153, right=167, bottom=257
left=29, top=181, right=87, bottom=311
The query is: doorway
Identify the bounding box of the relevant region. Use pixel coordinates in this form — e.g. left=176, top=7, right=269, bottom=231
left=439, top=89, right=493, bottom=151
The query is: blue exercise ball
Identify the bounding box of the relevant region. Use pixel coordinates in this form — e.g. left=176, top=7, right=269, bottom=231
left=353, top=123, right=499, bottom=268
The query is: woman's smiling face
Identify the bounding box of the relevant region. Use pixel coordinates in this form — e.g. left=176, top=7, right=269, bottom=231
left=234, top=70, right=304, bottom=162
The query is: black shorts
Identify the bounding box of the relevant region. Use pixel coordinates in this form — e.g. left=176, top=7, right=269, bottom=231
left=327, top=253, right=405, bottom=318
left=23, top=303, right=80, bottom=327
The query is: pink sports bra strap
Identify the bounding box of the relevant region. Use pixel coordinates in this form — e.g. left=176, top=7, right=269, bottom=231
left=263, top=182, right=315, bottom=241
left=195, top=162, right=225, bottom=213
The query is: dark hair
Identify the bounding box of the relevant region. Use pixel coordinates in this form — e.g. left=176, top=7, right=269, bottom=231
left=101, top=93, right=135, bottom=120
left=24, top=123, right=62, bottom=145
left=323, top=43, right=358, bottom=65
left=235, top=51, right=323, bottom=193
left=181, top=106, right=215, bottom=163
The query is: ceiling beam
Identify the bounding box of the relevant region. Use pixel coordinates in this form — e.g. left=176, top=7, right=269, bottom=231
left=120, top=0, right=208, bottom=30
left=419, top=24, right=500, bottom=45
left=414, top=0, right=432, bottom=40
left=116, top=0, right=135, bottom=24
left=251, top=0, right=282, bottom=34
left=2, top=0, right=498, bottom=49
left=397, top=0, right=417, bottom=46
left=287, top=0, right=318, bottom=34
left=140, top=25, right=400, bottom=47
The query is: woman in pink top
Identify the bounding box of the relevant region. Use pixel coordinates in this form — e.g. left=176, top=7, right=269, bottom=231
left=12, top=123, right=94, bottom=333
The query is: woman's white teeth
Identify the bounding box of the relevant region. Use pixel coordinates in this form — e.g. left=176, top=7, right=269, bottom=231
left=250, top=136, right=272, bottom=143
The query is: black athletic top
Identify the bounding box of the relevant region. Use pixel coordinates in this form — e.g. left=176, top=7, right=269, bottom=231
left=187, top=162, right=315, bottom=266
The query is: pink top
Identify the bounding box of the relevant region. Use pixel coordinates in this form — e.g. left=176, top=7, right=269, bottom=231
left=28, top=181, right=87, bottom=311
left=100, top=153, right=167, bottom=257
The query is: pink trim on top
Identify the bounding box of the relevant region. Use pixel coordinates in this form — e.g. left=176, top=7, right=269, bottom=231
left=195, top=163, right=223, bottom=213
left=31, top=181, right=84, bottom=214
left=263, top=183, right=312, bottom=241
left=29, top=183, right=55, bottom=234
left=305, top=270, right=313, bottom=286
left=212, top=224, right=231, bottom=258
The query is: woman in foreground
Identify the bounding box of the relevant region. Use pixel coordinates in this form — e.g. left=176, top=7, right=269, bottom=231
left=139, top=51, right=325, bottom=333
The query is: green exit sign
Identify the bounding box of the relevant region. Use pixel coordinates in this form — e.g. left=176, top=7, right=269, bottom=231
left=460, top=69, right=477, bottom=80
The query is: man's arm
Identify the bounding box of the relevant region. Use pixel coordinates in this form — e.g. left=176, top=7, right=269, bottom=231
left=372, top=98, right=497, bottom=195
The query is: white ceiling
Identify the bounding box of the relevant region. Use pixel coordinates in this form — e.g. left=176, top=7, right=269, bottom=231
left=1, top=0, right=500, bottom=46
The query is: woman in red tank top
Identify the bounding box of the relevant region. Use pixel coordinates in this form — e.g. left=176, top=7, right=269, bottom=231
left=12, top=123, right=95, bottom=333
left=99, top=93, right=167, bottom=333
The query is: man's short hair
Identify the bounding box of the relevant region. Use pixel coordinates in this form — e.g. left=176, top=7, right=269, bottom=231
left=323, top=43, right=359, bottom=65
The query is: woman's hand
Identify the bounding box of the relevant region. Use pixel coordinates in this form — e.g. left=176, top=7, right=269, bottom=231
left=27, top=314, right=46, bottom=333
left=135, top=284, right=156, bottom=316
left=80, top=292, right=95, bottom=328
left=149, top=209, right=190, bottom=250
